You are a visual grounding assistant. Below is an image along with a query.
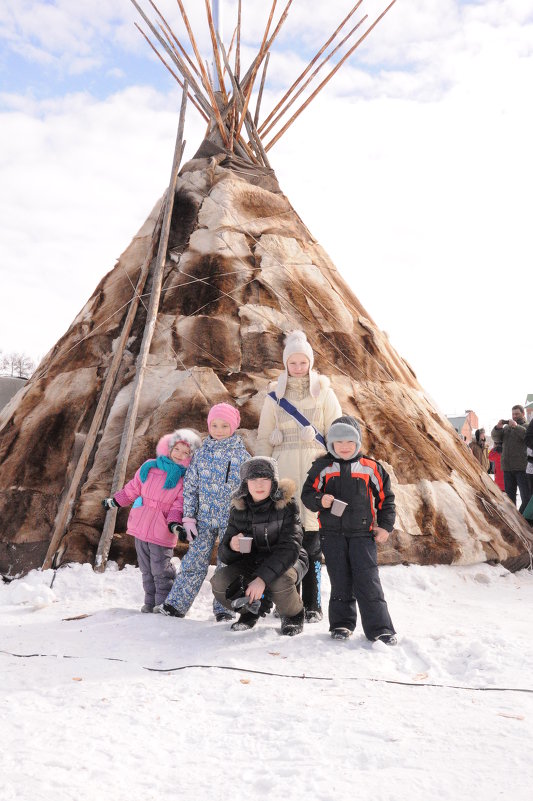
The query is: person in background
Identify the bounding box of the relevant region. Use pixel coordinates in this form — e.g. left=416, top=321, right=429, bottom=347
left=525, top=417, right=533, bottom=497
left=468, top=428, right=490, bottom=471
left=488, top=443, right=505, bottom=492
left=491, top=406, right=531, bottom=512
left=255, top=330, right=342, bottom=623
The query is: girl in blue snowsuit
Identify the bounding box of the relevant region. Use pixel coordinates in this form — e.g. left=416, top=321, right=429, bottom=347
left=160, top=403, right=250, bottom=620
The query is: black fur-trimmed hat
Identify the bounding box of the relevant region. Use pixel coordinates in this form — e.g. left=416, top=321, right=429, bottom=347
left=234, top=457, right=280, bottom=500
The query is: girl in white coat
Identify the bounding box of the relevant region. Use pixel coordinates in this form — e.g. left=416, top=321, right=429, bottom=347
left=255, top=330, right=342, bottom=621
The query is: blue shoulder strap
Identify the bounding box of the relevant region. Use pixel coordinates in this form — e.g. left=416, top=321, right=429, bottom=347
left=268, top=391, right=326, bottom=448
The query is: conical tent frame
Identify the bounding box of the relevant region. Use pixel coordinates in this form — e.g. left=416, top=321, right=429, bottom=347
left=1, top=0, right=531, bottom=579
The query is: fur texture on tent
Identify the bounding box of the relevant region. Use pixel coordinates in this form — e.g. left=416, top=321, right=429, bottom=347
left=0, top=142, right=531, bottom=576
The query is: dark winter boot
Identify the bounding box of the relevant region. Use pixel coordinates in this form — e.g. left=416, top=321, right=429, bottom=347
left=231, top=611, right=260, bottom=631
left=301, top=559, right=323, bottom=622
left=374, top=632, right=398, bottom=646
left=331, top=627, right=352, bottom=640
left=280, top=608, right=304, bottom=637
left=215, top=612, right=234, bottom=622
left=160, top=603, right=185, bottom=618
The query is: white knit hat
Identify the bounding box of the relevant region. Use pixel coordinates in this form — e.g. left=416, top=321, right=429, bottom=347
left=274, top=330, right=321, bottom=400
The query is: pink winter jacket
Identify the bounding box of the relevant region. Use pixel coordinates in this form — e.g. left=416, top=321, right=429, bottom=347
left=114, top=435, right=187, bottom=548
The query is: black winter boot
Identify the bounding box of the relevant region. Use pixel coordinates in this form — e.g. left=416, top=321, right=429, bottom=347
left=280, top=608, right=304, bottom=637
left=331, top=627, right=352, bottom=640
left=231, top=611, right=260, bottom=631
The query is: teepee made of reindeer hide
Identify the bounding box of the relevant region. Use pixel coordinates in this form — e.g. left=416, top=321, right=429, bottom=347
left=0, top=0, right=531, bottom=576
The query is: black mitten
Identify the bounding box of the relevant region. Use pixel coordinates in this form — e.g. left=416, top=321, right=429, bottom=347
left=102, top=497, right=118, bottom=510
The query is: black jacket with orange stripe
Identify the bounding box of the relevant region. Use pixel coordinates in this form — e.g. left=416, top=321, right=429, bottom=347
left=301, top=452, right=396, bottom=536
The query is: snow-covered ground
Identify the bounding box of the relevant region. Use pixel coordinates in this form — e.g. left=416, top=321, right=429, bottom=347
left=2, top=561, right=532, bottom=801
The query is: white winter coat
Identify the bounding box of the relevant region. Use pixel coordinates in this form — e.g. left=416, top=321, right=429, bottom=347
left=255, top=374, right=342, bottom=531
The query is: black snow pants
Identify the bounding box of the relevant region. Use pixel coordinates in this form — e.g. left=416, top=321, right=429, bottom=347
left=320, top=533, right=394, bottom=640
left=301, top=530, right=322, bottom=612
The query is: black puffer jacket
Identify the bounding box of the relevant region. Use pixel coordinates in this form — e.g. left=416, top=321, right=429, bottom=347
left=301, top=452, right=396, bottom=536
left=218, top=479, right=308, bottom=585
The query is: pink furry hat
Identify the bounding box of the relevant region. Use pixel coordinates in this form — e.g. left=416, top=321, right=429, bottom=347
left=157, top=429, right=202, bottom=462
left=207, top=403, right=241, bottom=435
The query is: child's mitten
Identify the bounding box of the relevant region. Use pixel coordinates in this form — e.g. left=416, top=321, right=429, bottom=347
left=102, top=497, right=119, bottom=510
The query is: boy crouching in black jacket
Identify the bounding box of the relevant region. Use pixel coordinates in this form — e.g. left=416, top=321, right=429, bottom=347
left=211, top=457, right=309, bottom=636
left=301, top=415, right=397, bottom=645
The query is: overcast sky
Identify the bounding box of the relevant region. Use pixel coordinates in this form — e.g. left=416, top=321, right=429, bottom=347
left=0, top=0, right=531, bottom=430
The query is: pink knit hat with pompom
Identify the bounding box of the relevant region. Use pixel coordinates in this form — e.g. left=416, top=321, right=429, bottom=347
left=207, top=403, right=241, bottom=435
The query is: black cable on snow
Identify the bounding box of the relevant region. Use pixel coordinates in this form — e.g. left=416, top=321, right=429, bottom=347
left=1, top=650, right=532, bottom=695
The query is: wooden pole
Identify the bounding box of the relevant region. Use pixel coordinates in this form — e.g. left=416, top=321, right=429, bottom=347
left=239, top=0, right=294, bottom=95
left=235, top=0, right=242, bottom=82
left=175, top=0, right=230, bottom=146
left=265, top=0, right=397, bottom=151
left=129, top=0, right=213, bottom=120
left=148, top=0, right=202, bottom=82
left=257, top=0, right=364, bottom=134
left=254, top=51, right=270, bottom=128
left=261, top=14, right=368, bottom=139
left=234, top=0, right=277, bottom=142
left=205, top=0, right=228, bottom=101
left=41, top=215, right=165, bottom=571
left=136, top=23, right=208, bottom=121
left=225, top=25, right=237, bottom=78
left=94, top=86, right=189, bottom=572
left=217, top=33, right=271, bottom=168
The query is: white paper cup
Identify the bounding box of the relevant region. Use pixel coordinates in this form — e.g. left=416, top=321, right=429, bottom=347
left=330, top=499, right=348, bottom=517
left=238, top=536, right=253, bottom=553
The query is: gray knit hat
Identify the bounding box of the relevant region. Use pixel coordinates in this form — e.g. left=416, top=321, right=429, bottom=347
left=234, top=456, right=279, bottom=499
left=326, top=415, right=362, bottom=458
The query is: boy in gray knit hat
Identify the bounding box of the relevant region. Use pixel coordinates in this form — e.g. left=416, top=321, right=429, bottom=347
left=301, top=416, right=397, bottom=644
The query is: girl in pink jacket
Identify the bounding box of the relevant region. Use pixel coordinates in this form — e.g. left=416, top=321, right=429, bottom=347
left=102, top=428, right=201, bottom=612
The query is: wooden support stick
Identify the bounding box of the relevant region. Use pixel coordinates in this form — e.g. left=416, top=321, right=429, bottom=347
left=261, top=14, right=367, bottom=139
left=218, top=33, right=271, bottom=168
left=239, top=0, right=293, bottom=95
left=129, top=0, right=213, bottom=121
left=94, top=86, right=189, bottom=573
left=265, top=0, right=397, bottom=151
left=148, top=0, right=202, bottom=82
left=258, top=0, right=364, bottom=134
left=235, top=0, right=242, bottom=82
left=136, top=23, right=208, bottom=121
left=225, top=25, right=237, bottom=77
left=175, top=0, right=229, bottom=146
left=234, top=0, right=277, bottom=142
left=204, top=0, right=228, bottom=101
left=254, top=51, right=270, bottom=128
left=41, top=216, right=166, bottom=571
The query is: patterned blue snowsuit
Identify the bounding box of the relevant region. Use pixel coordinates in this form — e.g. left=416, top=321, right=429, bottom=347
left=164, top=433, right=250, bottom=615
